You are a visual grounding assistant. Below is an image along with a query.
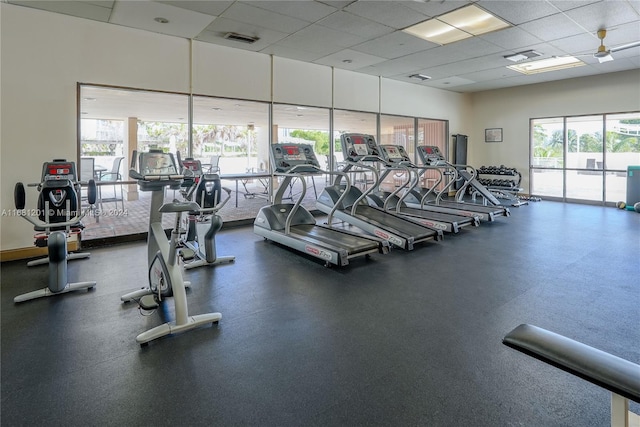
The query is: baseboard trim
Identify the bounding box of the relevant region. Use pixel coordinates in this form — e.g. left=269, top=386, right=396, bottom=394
left=1, top=240, right=80, bottom=262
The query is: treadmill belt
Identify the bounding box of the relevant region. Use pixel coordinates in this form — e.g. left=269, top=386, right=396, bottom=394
left=291, top=224, right=378, bottom=254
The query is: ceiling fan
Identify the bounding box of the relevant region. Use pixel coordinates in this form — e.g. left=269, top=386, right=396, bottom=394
left=587, top=28, right=640, bottom=63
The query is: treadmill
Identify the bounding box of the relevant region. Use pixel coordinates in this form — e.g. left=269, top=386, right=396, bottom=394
left=254, top=143, right=389, bottom=267
left=316, top=134, right=442, bottom=250
left=374, top=145, right=479, bottom=233
left=412, top=145, right=510, bottom=221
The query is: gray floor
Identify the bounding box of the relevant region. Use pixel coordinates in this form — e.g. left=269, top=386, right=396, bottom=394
left=1, top=201, right=639, bottom=426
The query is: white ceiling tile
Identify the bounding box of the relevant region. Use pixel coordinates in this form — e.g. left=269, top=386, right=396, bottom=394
left=313, top=48, right=387, bottom=69
left=317, top=11, right=394, bottom=38
left=110, top=0, right=216, bottom=38
left=519, top=13, right=588, bottom=42
left=220, top=2, right=310, bottom=33
left=317, top=1, right=357, bottom=9
left=547, top=1, right=602, bottom=12
left=564, top=1, right=640, bottom=32
left=244, top=1, right=337, bottom=22
left=356, top=56, right=430, bottom=77
left=428, top=56, right=506, bottom=77
left=274, top=24, right=366, bottom=55
left=441, top=36, right=505, bottom=57
left=424, top=76, right=476, bottom=89
left=9, top=0, right=112, bottom=21
left=260, top=44, right=326, bottom=62
left=403, top=1, right=474, bottom=18
left=459, top=66, right=523, bottom=82
left=603, top=22, right=640, bottom=47
left=351, top=31, right=437, bottom=59
left=479, top=26, right=543, bottom=50
left=344, top=1, right=430, bottom=29
left=476, top=0, right=559, bottom=25
left=6, top=0, right=640, bottom=93
left=159, top=1, right=232, bottom=16
left=548, top=33, right=601, bottom=56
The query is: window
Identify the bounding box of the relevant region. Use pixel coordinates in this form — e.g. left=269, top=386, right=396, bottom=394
left=530, top=112, right=640, bottom=204
left=272, top=104, right=330, bottom=211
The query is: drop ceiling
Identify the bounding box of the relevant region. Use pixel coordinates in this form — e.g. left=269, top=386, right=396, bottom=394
left=6, top=0, right=640, bottom=93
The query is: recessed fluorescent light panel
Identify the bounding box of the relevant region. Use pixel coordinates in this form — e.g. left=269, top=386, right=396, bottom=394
left=507, top=56, right=585, bottom=75
left=403, top=5, right=510, bottom=45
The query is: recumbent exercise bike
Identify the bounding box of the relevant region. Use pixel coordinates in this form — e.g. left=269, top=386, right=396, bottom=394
left=14, top=159, right=97, bottom=303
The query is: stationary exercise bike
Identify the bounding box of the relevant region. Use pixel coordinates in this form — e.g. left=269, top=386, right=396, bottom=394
left=178, top=157, right=235, bottom=270
left=120, top=150, right=221, bottom=346
left=14, top=159, right=97, bottom=303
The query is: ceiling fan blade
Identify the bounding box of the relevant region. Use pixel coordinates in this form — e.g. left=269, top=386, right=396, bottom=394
left=610, top=40, right=640, bottom=53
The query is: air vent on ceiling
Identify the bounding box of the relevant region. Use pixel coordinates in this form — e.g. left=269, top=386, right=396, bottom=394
left=224, top=32, right=260, bottom=44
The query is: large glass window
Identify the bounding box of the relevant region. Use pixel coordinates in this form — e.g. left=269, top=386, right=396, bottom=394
left=272, top=104, right=330, bottom=211
left=192, top=96, right=271, bottom=221
left=530, top=112, right=640, bottom=204
left=566, top=115, right=603, bottom=202
left=79, top=86, right=189, bottom=240
left=531, top=118, right=565, bottom=198
left=333, top=109, right=378, bottom=190
left=605, top=113, right=640, bottom=203
left=379, top=115, right=415, bottom=193
left=416, top=118, right=448, bottom=194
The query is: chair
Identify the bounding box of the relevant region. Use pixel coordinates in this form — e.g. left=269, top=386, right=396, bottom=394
left=207, top=155, right=221, bottom=174
left=80, top=157, right=96, bottom=182
left=98, top=157, right=124, bottom=210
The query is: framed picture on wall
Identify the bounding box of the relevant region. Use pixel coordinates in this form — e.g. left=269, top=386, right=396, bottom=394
left=485, top=128, right=502, bottom=143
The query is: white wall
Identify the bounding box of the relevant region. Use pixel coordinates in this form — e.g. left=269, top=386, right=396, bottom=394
left=193, top=42, right=271, bottom=101
left=381, top=79, right=472, bottom=157
left=469, top=70, right=640, bottom=191
left=1, top=5, right=190, bottom=250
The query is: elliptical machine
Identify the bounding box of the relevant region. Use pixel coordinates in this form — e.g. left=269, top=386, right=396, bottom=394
left=178, top=157, right=235, bottom=270
left=120, top=150, right=221, bottom=346
left=14, top=159, right=97, bottom=303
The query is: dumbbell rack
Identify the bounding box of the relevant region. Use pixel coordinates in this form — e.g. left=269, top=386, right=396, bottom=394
left=477, top=166, right=522, bottom=190
left=474, top=166, right=528, bottom=207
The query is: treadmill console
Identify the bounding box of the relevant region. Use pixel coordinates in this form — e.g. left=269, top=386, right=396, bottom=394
left=341, top=133, right=380, bottom=162
left=379, top=145, right=412, bottom=165
left=417, top=146, right=447, bottom=166
left=271, top=143, right=321, bottom=173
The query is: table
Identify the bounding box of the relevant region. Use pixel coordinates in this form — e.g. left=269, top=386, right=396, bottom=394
left=221, top=172, right=272, bottom=207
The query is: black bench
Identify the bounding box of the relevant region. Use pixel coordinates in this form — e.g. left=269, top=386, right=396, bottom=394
left=503, top=324, right=640, bottom=425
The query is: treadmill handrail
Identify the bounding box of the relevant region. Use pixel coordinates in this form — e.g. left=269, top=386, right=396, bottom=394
left=273, top=164, right=353, bottom=235
left=452, top=164, right=478, bottom=202
left=342, top=160, right=381, bottom=217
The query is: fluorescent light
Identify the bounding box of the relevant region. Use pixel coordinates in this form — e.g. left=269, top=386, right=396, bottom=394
left=404, top=19, right=471, bottom=45
left=403, top=4, right=511, bottom=45
left=507, top=56, right=585, bottom=75
left=439, top=5, right=510, bottom=36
